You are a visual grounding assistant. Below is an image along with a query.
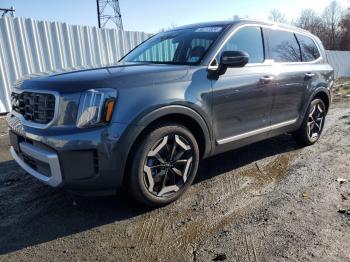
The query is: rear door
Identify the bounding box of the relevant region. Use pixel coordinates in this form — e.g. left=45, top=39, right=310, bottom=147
left=265, top=29, right=313, bottom=125
left=296, top=33, right=332, bottom=97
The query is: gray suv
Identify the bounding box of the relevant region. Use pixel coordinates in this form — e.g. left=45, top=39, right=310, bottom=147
left=7, top=20, right=334, bottom=206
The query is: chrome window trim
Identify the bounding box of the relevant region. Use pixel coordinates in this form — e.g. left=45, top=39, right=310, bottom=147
left=208, top=23, right=323, bottom=71
left=10, top=89, right=60, bottom=129
left=217, top=118, right=298, bottom=145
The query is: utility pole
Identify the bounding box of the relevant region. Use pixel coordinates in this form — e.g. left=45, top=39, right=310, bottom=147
left=96, top=0, right=123, bottom=30
left=0, top=6, right=15, bottom=17
left=97, top=0, right=101, bottom=28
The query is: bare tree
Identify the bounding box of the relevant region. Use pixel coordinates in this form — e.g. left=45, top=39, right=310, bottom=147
left=269, top=9, right=287, bottom=23
left=291, top=1, right=350, bottom=50
left=232, top=14, right=240, bottom=20
left=230, top=14, right=250, bottom=20
left=339, top=13, right=350, bottom=50
left=158, top=22, right=178, bottom=33
left=294, top=9, right=325, bottom=38
left=322, top=1, right=344, bottom=49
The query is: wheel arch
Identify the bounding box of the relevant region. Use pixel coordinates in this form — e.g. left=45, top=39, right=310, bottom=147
left=118, top=105, right=213, bottom=185
left=296, top=87, right=331, bottom=131
left=311, top=89, right=330, bottom=113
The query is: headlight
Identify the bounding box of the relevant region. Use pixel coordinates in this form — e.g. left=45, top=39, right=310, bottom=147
left=76, top=88, right=117, bottom=128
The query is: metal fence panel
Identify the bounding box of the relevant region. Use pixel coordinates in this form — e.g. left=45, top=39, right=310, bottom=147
left=1, top=17, right=350, bottom=113
left=326, top=51, right=350, bottom=79
left=0, top=17, right=152, bottom=113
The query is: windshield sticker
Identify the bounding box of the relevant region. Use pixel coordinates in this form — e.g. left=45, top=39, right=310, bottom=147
left=188, top=56, right=201, bottom=63
left=195, top=27, right=223, bottom=33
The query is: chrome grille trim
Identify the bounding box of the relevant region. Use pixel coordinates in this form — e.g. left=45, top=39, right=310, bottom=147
left=10, top=89, right=60, bottom=129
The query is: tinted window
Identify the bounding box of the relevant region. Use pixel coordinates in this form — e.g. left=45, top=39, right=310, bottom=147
left=218, top=27, right=264, bottom=63
left=296, top=34, right=320, bottom=62
left=268, top=30, right=301, bottom=62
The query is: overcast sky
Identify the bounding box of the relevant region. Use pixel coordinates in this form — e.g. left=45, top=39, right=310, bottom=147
left=1, top=0, right=349, bottom=33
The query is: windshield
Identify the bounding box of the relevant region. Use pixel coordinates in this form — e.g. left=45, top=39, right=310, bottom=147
left=121, top=26, right=226, bottom=65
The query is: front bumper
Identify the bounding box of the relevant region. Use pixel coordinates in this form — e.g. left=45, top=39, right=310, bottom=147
left=8, top=121, right=132, bottom=193
left=10, top=142, right=62, bottom=187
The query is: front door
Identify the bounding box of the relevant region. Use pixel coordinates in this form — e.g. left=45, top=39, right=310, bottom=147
left=211, top=26, right=275, bottom=144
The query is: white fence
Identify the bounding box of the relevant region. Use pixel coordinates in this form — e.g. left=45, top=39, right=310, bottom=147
left=326, top=51, right=350, bottom=79
left=0, top=17, right=152, bottom=113
left=0, top=17, right=350, bottom=114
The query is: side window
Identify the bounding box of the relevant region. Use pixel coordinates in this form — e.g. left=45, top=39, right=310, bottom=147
left=295, top=34, right=320, bottom=62
left=268, top=29, right=301, bottom=63
left=218, top=27, right=264, bottom=64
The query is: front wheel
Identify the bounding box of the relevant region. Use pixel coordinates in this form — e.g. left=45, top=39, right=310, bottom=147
left=293, top=98, right=326, bottom=146
left=128, top=122, right=199, bottom=206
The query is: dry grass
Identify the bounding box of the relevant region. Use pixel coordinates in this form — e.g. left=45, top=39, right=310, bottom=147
left=333, top=77, right=350, bottom=102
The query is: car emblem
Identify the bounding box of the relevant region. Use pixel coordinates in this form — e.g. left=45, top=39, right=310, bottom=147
left=11, top=97, right=20, bottom=107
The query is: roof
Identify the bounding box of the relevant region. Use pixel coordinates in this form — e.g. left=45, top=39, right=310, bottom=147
left=171, top=21, right=233, bottom=30
left=169, top=18, right=312, bottom=36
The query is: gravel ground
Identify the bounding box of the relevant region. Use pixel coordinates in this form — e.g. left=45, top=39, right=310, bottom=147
left=0, top=89, right=350, bottom=261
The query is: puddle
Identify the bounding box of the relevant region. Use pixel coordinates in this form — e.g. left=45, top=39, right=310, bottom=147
left=339, top=115, right=350, bottom=120
left=119, top=152, right=296, bottom=260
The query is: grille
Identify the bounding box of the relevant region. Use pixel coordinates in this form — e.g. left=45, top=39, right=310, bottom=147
left=11, top=92, right=56, bottom=124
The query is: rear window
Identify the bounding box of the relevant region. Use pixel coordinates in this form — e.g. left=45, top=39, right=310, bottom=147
left=267, top=29, right=301, bottom=63
left=295, top=34, right=320, bottom=62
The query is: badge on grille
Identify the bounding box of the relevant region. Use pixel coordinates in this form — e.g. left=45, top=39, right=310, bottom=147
left=6, top=115, right=26, bottom=137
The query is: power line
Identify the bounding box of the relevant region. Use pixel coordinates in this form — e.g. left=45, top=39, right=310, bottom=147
left=96, top=0, right=123, bottom=30
left=0, top=6, right=15, bottom=17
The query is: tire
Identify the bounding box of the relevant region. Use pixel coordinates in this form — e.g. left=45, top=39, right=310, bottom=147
left=293, top=98, right=326, bottom=146
left=128, top=122, right=200, bottom=207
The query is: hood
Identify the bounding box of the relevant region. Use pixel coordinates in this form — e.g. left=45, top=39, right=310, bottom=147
left=16, top=63, right=190, bottom=92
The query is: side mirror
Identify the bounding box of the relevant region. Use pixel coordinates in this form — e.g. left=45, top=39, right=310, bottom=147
left=218, top=50, right=249, bottom=75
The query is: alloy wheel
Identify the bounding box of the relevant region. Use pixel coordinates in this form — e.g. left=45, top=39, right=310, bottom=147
left=143, top=134, right=194, bottom=197
left=307, top=102, right=325, bottom=140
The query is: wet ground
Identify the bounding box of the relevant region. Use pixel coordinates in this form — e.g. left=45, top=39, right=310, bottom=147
left=0, top=85, right=350, bottom=261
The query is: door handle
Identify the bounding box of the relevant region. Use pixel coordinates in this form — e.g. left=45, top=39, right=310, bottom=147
left=305, top=73, right=315, bottom=79
left=260, top=76, right=274, bottom=84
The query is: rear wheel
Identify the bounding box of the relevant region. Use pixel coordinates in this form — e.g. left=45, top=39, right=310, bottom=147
left=293, top=98, right=326, bottom=146
left=128, top=122, right=199, bottom=206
